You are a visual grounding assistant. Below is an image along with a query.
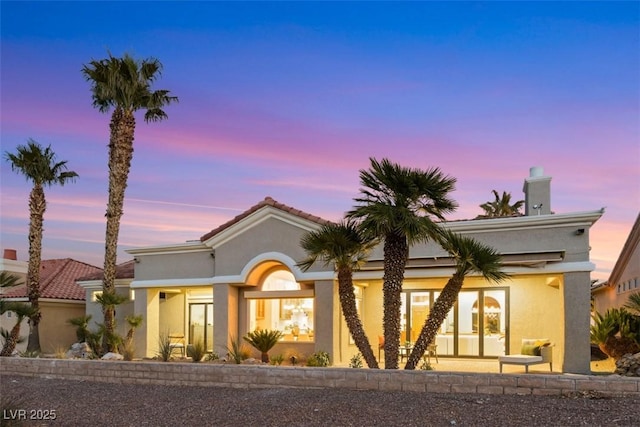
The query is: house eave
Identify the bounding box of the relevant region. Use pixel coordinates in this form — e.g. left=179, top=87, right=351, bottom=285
left=126, top=240, right=210, bottom=257
left=444, top=209, right=605, bottom=233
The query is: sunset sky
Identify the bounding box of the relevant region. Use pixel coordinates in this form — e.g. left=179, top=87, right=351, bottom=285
left=1, top=2, right=638, bottom=281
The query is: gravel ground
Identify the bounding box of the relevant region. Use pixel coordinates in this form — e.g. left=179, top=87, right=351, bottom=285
left=1, top=374, right=639, bottom=426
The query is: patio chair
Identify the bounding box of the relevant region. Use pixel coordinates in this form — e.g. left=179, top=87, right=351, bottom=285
left=168, top=333, right=185, bottom=357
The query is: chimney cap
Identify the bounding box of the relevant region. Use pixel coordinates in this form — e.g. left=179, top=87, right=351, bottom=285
left=529, top=166, right=544, bottom=178
left=3, top=249, right=17, bottom=260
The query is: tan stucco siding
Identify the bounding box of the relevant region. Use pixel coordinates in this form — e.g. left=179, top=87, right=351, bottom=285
left=213, top=217, right=317, bottom=277
left=135, top=251, right=214, bottom=281
left=39, top=301, right=86, bottom=353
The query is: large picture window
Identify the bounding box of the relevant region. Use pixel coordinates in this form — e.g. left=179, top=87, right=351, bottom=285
left=246, top=270, right=314, bottom=342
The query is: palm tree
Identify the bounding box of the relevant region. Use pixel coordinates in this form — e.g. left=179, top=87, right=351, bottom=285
left=0, top=302, right=38, bottom=356
left=0, top=271, right=22, bottom=315
left=82, top=53, right=177, bottom=352
left=347, top=158, right=457, bottom=368
left=478, top=190, right=524, bottom=218
left=243, top=329, right=284, bottom=363
left=624, top=292, right=640, bottom=315
left=4, top=140, right=78, bottom=352
left=299, top=220, right=379, bottom=368
left=404, top=229, right=507, bottom=369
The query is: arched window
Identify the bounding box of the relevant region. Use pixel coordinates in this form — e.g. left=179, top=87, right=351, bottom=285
left=246, top=269, right=314, bottom=342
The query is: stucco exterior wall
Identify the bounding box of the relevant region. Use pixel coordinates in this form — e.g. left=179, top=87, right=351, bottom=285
left=213, top=217, right=316, bottom=278
left=135, top=251, right=214, bottom=281
left=39, top=301, right=86, bottom=353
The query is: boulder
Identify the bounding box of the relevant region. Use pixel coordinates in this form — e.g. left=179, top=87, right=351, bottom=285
left=66, top=342, right=92, bottom=359
left=101, top=352, right=124, bottom=361
left=614, top=352, right=640, bottom=377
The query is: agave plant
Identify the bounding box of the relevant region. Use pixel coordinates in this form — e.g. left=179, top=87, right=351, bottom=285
left=227, top=335, right=252, bottom=364
left=187, top=339, right=206, bottom=363
left=243, top=329, right=283, bottom=363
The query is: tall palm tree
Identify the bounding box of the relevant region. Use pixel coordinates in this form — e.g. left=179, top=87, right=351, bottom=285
left=82, top=53, right=177, bottom=352
left=347, top=158, right=457, bottom=368
left=405, top=229, right=507, bottom=369
left=4, top=140, right=78, bottom=352
left=478, top=190, right=524, bottom=218
left=299, top=220, right=380, bottom=368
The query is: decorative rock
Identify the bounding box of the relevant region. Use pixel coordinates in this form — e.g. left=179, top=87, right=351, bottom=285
left=614, top=352, right=640, bottom=377
left=66, top=342, right=92, bottom=359
left=101, top=352, right=124, bottom=361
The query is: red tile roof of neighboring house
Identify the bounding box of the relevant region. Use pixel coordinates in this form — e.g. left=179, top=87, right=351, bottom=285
left=77, top=260, right=135, bottom=281
left=200, top=196, right=330, bottom=242
left=2, top=259, right=102, bottom=301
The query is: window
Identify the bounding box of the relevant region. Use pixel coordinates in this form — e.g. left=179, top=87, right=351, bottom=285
left=91, top=291, right=103, bottom=302
left=247, top=270, right=314, bottom=342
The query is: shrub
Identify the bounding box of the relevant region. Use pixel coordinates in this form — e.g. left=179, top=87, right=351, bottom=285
left=227, top=335, right=251, bottom=364
left=157, top=332, right=173, bottom=362
left=53, top=345, right=68, bottom=359
left=85, top=330, right=103, bottom=358
left=349, top=353, right=363, bottom=368
left=306, top=350, right=330, bottom=367
left=419, top=360, right=434, bottom=371
left=270, top=354, right=284, bottom=365
left=205, top=351, right=220, bottom=362
left=68, top=315, right=92, bottom=342
left=187, top=339, right=206, bottom=362
left=591, top=307, right=640, bottom=359
left=121, top=340, right=136, bottom=361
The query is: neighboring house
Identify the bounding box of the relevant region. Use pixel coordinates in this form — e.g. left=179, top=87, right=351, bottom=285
left=83, top=167, right=603, bottom=374
left=0, top=251, right=102, bottom=354
left=592, top=213, right=640, bottom=313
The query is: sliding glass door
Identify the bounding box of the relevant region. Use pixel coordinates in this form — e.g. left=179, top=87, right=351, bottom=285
left=402, top=288, right=508, bottom=357
left=189, top=303, right=214, bottom=352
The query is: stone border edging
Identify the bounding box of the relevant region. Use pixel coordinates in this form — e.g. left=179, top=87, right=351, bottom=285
left=1, top=358, right=638, bottom=396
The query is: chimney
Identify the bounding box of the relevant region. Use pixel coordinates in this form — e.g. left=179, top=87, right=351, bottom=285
left=523, top=167, right=551, bottom=216
left=3, top=249, right=17, bottom=260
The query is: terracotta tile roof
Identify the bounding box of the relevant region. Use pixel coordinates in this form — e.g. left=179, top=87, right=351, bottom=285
left=200, top=196, right=330, bottom=242
left=2, top=259, right=102, bottom=301
left=77, top=260, right=135, bottom=281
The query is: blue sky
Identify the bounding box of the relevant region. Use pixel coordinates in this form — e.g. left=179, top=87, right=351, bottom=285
left=1, top=1, right=638, bottom=280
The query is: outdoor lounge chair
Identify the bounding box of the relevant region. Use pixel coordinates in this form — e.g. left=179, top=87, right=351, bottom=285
left=498, top=338, right=552, bottom=373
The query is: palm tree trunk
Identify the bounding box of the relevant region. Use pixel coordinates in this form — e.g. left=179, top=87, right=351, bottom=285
left=26, top=185, right=45, bottom=352
left=337, top=268, right=379, bottom=369
left=382, top=231, right=408, bottom=369
left=102, top=107, right=136, bottom=353
left=1, top=319, right=24, bottom=356
left=405, top=271, right=464, bottom=369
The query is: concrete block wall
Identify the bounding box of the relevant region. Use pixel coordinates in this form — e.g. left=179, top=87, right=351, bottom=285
left=1, top=358, right=638, bottom=396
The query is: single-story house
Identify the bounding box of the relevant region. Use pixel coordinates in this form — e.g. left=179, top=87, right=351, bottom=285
left=81, top=167, right=604, bottom=374
left=591, top=212, right=640, bottom=313
left=0, top=251, right=102, bottom=354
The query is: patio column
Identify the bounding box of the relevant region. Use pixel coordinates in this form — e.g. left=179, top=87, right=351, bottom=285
left=561, top=271, right=591, bottom=374
left=213, top=283, right=238, bottom=356
left=314, top=280, right=336, bottom=364
left=133, top=288, right=160, bottom=358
